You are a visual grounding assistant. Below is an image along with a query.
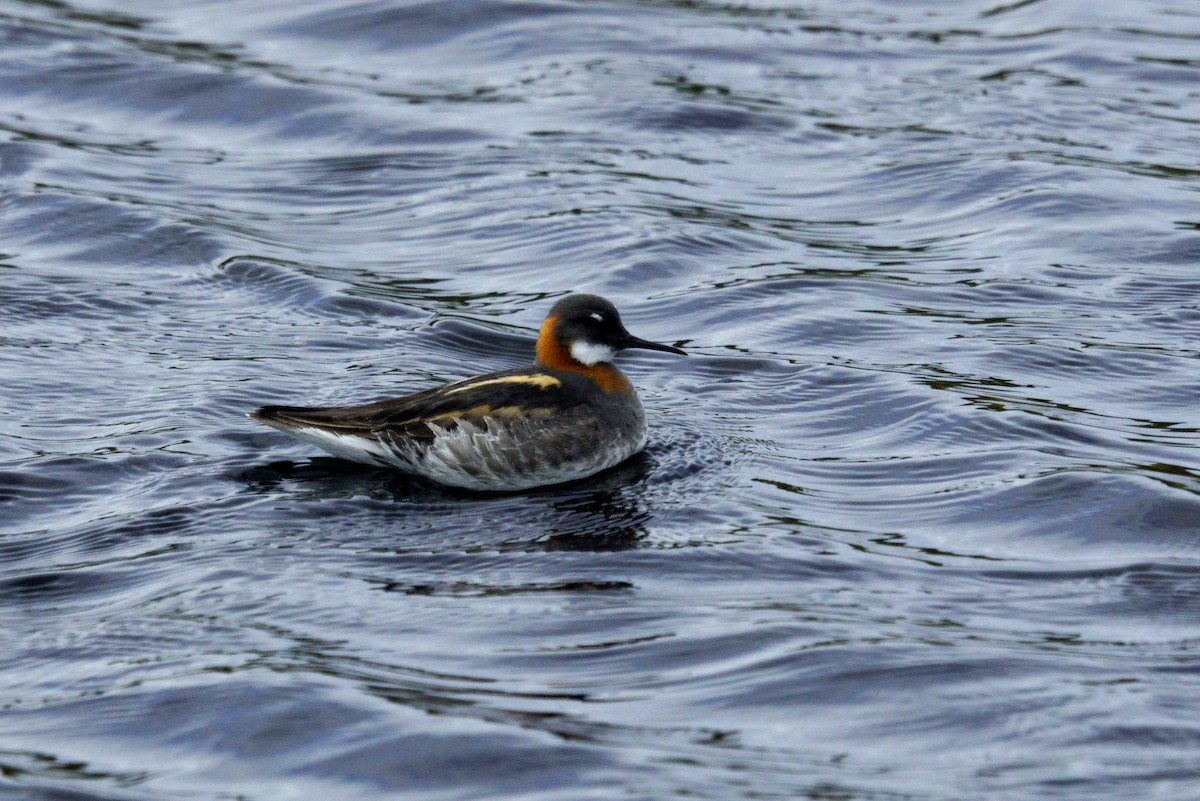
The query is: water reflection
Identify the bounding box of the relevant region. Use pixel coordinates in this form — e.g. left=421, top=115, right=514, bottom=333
left=241, top=453, right=653, bottom=551
left=536, top=456, right=654, bottom=552
left=9, top=0, right=1200, bottom=797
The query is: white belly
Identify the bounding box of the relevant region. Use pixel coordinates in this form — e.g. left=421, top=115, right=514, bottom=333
left=282, top=413, right=647, bottom=492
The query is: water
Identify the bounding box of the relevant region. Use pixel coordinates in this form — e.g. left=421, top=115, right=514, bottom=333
left=3, top=0, right=1200, bottom=798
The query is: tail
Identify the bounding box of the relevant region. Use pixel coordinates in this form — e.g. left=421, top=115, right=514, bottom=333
left=248, top=405, right=394, bottom=467
left=249, top=405, right=326, bottom=431
left=248, top=405, right=374, bottom=434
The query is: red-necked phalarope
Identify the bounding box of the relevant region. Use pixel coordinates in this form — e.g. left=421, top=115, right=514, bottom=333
left=250, top=294, right=686, bottom=491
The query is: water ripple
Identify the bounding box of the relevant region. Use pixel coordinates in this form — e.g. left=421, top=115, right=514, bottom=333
left=5, top=0, right=1200, bottom=799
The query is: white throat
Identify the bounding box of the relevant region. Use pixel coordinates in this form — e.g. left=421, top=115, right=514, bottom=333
left=570, top=340, right=616, bottom=366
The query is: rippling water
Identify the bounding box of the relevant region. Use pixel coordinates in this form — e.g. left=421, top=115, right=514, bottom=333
left=4, top=0, right=1200, bottom=798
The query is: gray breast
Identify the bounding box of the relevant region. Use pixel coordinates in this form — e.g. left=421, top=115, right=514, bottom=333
left=381, top=396, right=647, bottom=491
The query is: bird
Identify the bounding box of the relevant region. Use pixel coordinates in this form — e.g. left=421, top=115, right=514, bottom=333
left=250, top=294, right=686, bottom=491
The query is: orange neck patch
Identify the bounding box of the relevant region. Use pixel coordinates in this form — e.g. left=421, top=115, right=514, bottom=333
left=536, top=315, right=633, bottom=395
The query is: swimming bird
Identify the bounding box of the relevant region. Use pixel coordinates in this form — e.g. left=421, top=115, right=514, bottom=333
left=250, top=294, right=686, bottom=491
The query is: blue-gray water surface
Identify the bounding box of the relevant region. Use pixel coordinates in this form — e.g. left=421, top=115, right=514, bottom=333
left=3, top=0, right=1200, bottom=798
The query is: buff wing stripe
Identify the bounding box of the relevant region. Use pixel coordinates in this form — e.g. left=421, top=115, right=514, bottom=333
left=445, top=374, right=562, bottom=394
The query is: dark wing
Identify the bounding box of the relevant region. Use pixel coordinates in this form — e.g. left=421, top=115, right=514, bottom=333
left=251, top=367, right=579, bottom=444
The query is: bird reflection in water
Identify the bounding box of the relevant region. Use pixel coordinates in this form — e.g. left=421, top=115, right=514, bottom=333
left=537, top=453, right=653, bottom=551
left=240, top=450, right=654, bottom=551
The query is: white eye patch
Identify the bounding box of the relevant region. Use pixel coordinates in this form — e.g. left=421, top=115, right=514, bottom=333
left=590, top=312, right=604, bottom=323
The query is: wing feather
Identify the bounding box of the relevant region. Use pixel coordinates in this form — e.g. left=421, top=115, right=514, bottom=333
left=251, top=368, right=574, bottom=442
